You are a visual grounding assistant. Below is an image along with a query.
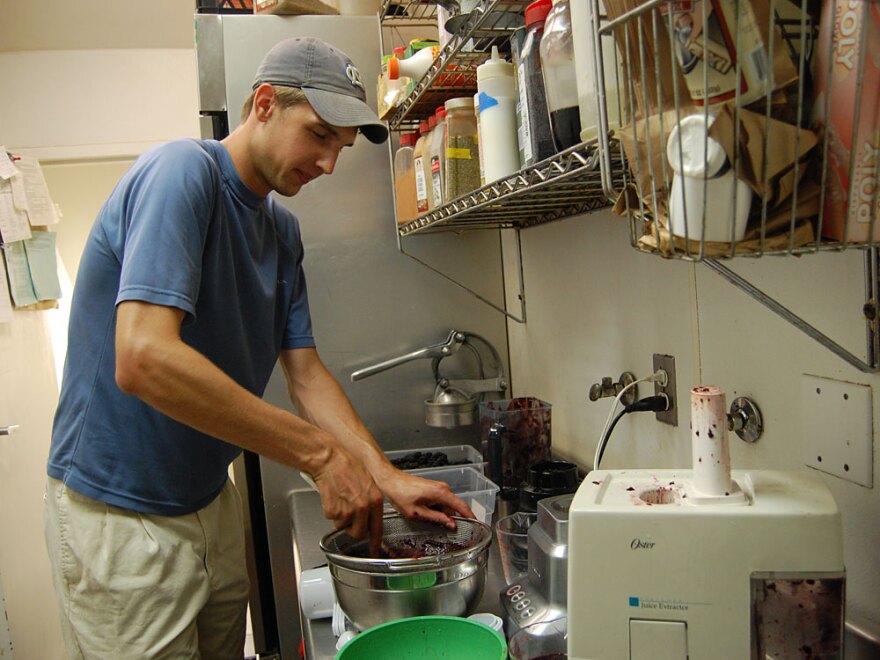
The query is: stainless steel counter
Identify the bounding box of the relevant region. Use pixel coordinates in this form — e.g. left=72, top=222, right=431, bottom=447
left=288, top=487, right=507, bottom=660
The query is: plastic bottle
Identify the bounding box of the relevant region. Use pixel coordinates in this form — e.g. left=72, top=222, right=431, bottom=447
left=421, top=114, right=438, bottom=211
left=512, top=0, right=556, bottom=166
left=444, top=97, right=481, bottom=200
left=393, top=131, right=419, bottom=224
left=540, top=0, right=581, bottom=151
left=429, top=105, right=447, bottom=208
left=476, top=46, right=520, bottom=183
left=377, top=46, right=409, bottom=120
left=413, top=120, right=432, bottom=214
left=387, top=45, right=442, bottom=84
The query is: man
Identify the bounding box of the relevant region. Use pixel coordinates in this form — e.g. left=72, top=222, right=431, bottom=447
left=44, top=37, right=473, bottom=659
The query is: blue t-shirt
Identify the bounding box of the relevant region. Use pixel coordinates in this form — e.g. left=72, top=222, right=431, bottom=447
left=48, top=139, right=315, bottom=515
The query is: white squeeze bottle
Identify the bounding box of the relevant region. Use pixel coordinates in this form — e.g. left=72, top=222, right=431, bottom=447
left=476, top=46, right=520, bottom=183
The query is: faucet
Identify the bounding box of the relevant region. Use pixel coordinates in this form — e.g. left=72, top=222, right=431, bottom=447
left=351, top=329, right=508, bottom=427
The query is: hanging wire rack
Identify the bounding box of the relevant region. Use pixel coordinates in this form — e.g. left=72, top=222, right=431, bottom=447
left=591, top=0, right=879, bottom=261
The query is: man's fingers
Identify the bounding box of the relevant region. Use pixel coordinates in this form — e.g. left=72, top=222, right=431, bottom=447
left=368, top=502, right=384, bottom=557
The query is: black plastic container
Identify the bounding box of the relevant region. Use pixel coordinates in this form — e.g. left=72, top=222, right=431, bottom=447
left=519, top=460, right=579, bottom=512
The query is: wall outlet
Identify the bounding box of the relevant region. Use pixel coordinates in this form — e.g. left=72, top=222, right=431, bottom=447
left=802, top=374, right=873, bottom=487
left=653, top=354, right=678, bottom=426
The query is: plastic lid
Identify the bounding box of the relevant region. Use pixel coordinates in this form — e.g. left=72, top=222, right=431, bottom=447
left=387, top=56, right=400, bottom=80
left=428, top=115, right=437, bottom=129
left=418, top=120, right=430, bottom=135
left=444, top=96, right=474, bottom=111
left=399, top=131, right=417, bottom=147
left=467, top=613, right=504, bottom=633
left=666, top=113, right=726, bottom=178
left=435, top=105, right=447, bottom=120
left=393, top=46, right=406, bottom=56
left=525, top=0, right=553, bottom=27
left=476, top=46, right=513, bottom=82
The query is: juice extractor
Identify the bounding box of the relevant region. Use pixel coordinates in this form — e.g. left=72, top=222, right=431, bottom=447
left=566, top=386, right=846, bottom=659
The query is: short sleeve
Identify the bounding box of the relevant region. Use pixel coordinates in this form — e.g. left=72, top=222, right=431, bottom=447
left=115, top=141, right=218, bottom=320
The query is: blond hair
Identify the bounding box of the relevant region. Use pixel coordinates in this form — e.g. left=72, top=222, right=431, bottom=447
left=240, top=86, right=309, bottom=124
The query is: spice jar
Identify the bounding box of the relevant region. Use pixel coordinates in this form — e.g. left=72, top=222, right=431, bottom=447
left=413, top=120, right=432, bottom=214
left=444, top=97, right=481, bottom=200
left=393, top=131, right=419, bottom=224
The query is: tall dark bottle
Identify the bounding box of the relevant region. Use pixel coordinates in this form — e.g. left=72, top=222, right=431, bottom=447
left=540, top=0, right=581, bottom=152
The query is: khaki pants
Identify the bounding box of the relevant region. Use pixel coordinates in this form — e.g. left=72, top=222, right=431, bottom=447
left=44, top=477, right=249, bottom=660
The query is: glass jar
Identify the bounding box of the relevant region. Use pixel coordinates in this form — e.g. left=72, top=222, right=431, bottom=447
left=540, top=0, right=581, bottom=151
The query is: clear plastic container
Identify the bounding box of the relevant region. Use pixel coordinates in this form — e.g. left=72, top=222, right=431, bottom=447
left=476, top=46, right=520, bottom=183
left=384, top=465, right=499, bottom=524
left=393, top=131, right=419, bottom=225
left=384, top=444, right=485, bottom=472
left=413, top=119, right=432, bottom=214
left=540, top=0, right=581, bottom=151
left=429, top=105, right=447, bottom=208
left=444, top=97, right=481, bottom=200
left=512, top=0, right=556, bottom=166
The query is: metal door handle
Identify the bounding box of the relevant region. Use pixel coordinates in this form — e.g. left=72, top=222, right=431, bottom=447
left=1, top=425, right=19, bottom=436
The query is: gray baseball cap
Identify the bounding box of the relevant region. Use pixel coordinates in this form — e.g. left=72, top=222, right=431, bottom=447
left=253, top=37, right=388, bottom=144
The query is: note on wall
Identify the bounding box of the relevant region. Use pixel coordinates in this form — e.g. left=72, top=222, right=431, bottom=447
left=0, top=178, right=32, bottom=244
left=14, top=155, right=61, bottom=226
left=3, top=242, right=37, bottom=307
left=2, top=231, right=61, bottom=307
left=0, top=150, right=18, bottom=181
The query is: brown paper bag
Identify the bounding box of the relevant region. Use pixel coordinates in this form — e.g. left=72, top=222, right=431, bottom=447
left=709, top=105, right=817, bottom=207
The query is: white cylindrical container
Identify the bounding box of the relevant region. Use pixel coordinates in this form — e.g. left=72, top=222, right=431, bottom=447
left=690, top=385, right=732, bottom=497
left=299, top=565, right=337, bottom=620
left=667, top=113, right=753, bottom=243
left=569, top=0, right=622, bottom=142
left=476, top=46, right=520, bottom=183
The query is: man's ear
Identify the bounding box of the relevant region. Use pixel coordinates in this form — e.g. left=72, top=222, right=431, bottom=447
left=253, top=84, right=276, bottom=121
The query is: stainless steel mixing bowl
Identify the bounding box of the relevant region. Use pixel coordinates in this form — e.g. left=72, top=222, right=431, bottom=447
left=320, top=515, right=492, bottom=631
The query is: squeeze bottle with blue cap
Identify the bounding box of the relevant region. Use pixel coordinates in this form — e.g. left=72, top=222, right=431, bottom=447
left=476, top=46, right=520, bottom=183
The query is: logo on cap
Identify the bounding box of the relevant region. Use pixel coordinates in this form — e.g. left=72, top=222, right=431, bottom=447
left=345, top=64, right=365, bottom=91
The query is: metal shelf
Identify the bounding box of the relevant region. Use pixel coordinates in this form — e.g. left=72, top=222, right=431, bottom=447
left=397, top=142, right=625, bottom=235
left=378, top=0, right=619, bottom=323
left=380, top=0, right=529, bottom=130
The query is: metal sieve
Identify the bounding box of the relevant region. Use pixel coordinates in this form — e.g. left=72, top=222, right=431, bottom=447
left=321, top=515, right=492, bottom=572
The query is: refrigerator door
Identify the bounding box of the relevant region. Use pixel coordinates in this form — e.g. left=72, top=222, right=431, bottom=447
left=196, top=14, right=509, bottom=659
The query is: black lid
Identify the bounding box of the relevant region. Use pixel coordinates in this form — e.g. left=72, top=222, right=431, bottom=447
left=518, top=460, right=579, bottom=512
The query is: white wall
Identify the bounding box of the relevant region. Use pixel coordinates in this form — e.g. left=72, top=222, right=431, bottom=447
left=0, top=7, right=199, bottom=651
left=505, top=210, right=880, bottom=639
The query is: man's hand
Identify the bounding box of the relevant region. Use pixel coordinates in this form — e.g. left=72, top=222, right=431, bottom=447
left=378, top=468, right=476, bottom=530
left=310, top=443, right=385, bottom=556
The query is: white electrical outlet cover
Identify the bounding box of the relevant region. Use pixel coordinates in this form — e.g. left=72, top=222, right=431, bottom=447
left=802, top=374, right=873, bottom=487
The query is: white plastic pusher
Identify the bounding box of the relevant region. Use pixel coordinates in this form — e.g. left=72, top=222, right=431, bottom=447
left=689, top=385, right=745, bottom=503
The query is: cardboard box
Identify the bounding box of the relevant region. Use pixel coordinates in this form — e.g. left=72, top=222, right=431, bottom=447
left=812, top=0, right=880, bottom=242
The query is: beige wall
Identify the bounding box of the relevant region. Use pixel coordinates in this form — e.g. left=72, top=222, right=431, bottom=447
left=505, top=211, right=880, bottom=638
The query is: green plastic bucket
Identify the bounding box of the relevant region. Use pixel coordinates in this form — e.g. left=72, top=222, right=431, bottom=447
left=335, top=615, right=507, bottom=660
